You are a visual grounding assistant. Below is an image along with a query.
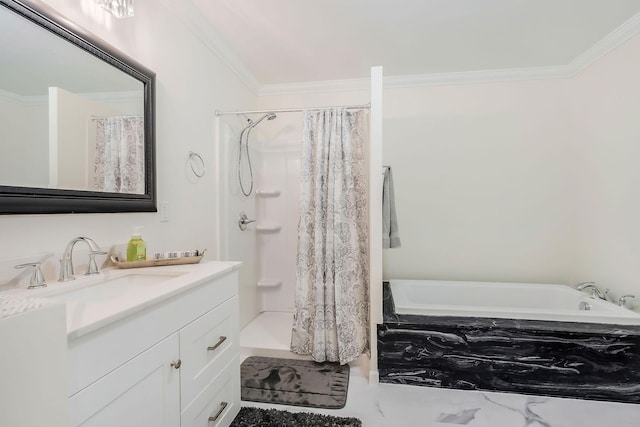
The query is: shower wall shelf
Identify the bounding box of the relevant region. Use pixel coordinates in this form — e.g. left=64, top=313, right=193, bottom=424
left=257, top=279, right=282, bottom=288
left=255, top=190, right=281, bottom=198
left=256, top=224, right=282, bottom=232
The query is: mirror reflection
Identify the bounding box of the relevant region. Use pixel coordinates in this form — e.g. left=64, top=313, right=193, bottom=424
left=0, top=5, right=145, bottom=194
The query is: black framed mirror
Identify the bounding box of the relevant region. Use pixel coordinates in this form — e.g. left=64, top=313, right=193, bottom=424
left=0, top=0, right=156, bottom=214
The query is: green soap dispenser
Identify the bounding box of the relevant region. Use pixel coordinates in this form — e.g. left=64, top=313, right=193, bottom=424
left=126, top=226, right=146, bottom=262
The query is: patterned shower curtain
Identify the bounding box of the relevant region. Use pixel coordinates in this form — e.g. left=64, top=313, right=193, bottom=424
left=291, top=108, right=370, bottom=365
left=94, top=116, right=145, bottom=194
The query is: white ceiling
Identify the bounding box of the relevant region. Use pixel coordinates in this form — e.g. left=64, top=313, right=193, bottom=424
left=190, top=0, right=640, bottom=86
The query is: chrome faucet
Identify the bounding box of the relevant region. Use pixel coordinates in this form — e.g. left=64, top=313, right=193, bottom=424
left=576, top=282, right=609, bottom=301
left=618, top=294, right=636, bottom=308
left=14, top=262, right=47, bottom=289
left=59, top=237, right=107, bottom=282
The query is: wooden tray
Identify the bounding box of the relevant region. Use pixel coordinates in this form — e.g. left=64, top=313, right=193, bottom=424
left=110, top=250, right=206, bottom=269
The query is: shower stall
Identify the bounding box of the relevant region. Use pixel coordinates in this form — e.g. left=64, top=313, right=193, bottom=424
left=215, top=65, right=384, bottom=376
left=216, top=110, right=305, bottom=359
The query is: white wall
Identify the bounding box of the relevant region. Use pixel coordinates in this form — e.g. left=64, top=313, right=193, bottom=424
left=381, top=34, right=640, bottom=305
left=0, top=0, right=256, bottom=287
left=49, top=87, right=122, bottom=190
left=217, top=117, right=261, bottom=328
left=256, top=82, right=576, bottom=287
left=569, top=33, right=640, bottom=303
left=3, top=0, right=639, bottom=323
left=382, top=79, right=578, bottom=285
left=254, top=114, right=302, bottom=313
left=254, top=33, right=640, bottom=310
left=0, top=93, right=48, bottom=187
left=218, top=113, right=302, bottom=327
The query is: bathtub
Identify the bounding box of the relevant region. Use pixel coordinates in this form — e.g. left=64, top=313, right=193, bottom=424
left=389, top=279, right=640, bottom=325
left=379, top=280, right=640, bottom=403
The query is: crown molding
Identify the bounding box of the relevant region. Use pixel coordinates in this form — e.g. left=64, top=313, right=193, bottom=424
left=258, top=77, right=370, bottom=97
left=160, top=0, right=261, bottom=95
left=83, top=90, right=142, bottom=104
left=383, top=65, right=574, bottom=89
left=0, top=89, right=140, bottom=107
left=258, top=64, right=575, bottom=96
left=568, top=11, right=640, bottom=76
left=258, top=11, right=640, bottom=96
left=0, top=89, right=47, bottom=106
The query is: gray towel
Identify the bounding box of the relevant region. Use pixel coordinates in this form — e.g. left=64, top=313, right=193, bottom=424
left=382, top=167, right=401, bottom=248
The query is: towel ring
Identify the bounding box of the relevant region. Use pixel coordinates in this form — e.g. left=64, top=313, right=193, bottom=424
left=188, top=151, right=205, bottom=178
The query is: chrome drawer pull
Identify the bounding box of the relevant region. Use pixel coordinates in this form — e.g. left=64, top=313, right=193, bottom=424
left=207, top=336, right=227, bottom=352
left=208, top=401, right=228, bottom=423
left=170, top=359, right=181, bottom=369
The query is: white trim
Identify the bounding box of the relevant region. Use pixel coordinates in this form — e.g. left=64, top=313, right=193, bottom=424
left=368, top=66, right=383, bottom=385
left=82, top=91, right=142, bottom=104
left=0, top=89, right=47, bottom=106
left=0, top=89, right=140, bottom=106
left=0, top=89, right=142, bottom=107
left=258, top=64, right=575, bottom=95
left=258, top=78, right=370, bottom=97
left=383, top=65, right=574, bottom=88
left=568, top=11, right=640, bottom=76
left=159, top=0, right=261, bottom=95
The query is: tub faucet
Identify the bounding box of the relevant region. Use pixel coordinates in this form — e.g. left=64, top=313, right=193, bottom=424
left=618, top=294, right=636, bottom=308
left=59, top=237, right=107, bottom=282
left=576, top=282, right=609, bottom=301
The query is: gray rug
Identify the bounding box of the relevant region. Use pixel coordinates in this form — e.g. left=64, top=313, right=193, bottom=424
left=230, top=407, right=362, bottom=427
left=240, top=356, right=350, bottom=409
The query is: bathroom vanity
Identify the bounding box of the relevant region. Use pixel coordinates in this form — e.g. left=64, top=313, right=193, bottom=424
left=4, top=260, right=241, bottom=427
left=0, top=297, right=68, bottom=427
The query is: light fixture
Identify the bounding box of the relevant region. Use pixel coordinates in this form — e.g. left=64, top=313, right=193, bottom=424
left=97, top=0, right=134, bottom=18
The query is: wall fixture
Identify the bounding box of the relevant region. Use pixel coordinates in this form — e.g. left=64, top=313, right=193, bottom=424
left=97, top=0, right=134, bottom=18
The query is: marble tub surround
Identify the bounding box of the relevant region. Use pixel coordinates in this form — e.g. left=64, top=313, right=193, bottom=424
left=0, top=261, right=240, bottom=338
left=379, top=282, right=640, bottom=403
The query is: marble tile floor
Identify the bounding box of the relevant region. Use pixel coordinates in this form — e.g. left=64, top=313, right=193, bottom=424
left=239, top=312, right=640, bottom=426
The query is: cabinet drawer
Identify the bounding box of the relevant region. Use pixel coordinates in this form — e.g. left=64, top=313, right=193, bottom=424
left=181, top=355, right=240, bottom=427
left=180, top=295, right=239, bottom=408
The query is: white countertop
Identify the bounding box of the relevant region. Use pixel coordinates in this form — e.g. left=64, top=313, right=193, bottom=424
left=0, top=294, right=57, bottom=320
left=1, top=260, right=240, bottom=339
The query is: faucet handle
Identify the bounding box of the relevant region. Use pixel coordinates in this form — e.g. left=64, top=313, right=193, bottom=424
left=14, top=262, right=47, bottom=289
left=87, top=251, right=108, bottom=276
left=619, top=294, right=636, bottom=308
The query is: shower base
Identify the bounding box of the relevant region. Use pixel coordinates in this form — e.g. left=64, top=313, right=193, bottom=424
left=240, top=311, right=311, bottom=360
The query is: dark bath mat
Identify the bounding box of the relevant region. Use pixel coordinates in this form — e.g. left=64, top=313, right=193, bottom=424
left=240, top=356, right=350, bottom=409
left=230, top=407, right=362, bottom=427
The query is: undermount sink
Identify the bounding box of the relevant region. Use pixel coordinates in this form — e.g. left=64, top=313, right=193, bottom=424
left=49, top=272, right=185, bottom=304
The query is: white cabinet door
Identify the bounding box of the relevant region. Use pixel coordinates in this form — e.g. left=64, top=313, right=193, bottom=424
left=68, top=333, right=181, bottom=427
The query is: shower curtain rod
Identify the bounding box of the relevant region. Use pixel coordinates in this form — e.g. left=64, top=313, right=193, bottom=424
left=215, top=102, right=370, bottom=117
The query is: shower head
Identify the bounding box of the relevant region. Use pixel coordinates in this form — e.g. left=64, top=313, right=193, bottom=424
left=249, top=112, right=277, bottom=128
